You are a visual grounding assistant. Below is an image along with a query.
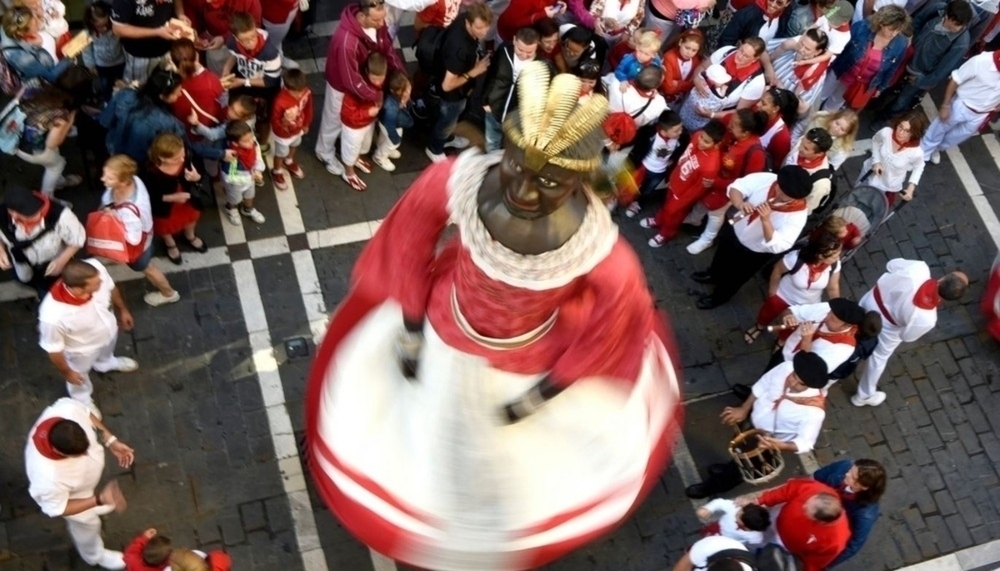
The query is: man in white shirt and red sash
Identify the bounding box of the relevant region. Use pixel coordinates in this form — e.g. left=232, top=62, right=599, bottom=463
left=25, top=398, right=135, bottom=569
left=693, top=165, right=812, bottom=309
left=921, top=50, right=1000, bottom=165
left=38, top=260, right=138, bottom=414
left=852, top=259, right=968, bottom=407
left=769, top=297, right=866, bottom=373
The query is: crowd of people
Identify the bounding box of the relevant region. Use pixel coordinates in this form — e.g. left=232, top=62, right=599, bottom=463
left=0, top=0, right=995, bottom=568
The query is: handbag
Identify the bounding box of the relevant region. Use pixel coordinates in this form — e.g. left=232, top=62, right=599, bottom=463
left=187, top=179, right=214, bottom=211
left=843, top=78, right=874, bottom=110
left=84, top=203, right=149, bottom=264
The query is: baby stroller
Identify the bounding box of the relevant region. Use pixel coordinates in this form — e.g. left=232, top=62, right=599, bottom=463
left=829, top=184, right=903, bottom=261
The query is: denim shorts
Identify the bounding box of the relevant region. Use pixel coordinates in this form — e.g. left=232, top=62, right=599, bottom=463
left=127, top=244, right=154, bottom=272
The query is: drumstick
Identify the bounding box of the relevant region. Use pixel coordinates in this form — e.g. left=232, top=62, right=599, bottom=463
left=729, top=198, right=777, bottom=225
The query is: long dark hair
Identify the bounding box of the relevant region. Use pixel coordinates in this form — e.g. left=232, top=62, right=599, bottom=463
left=140, top=67, right=182, bottom=109
left=766, top=87, right=800, bottom=128
left=799, top=231, right=842, bottom=264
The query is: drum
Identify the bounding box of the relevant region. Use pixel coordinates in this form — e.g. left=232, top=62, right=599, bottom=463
left=728, top=428, right=785, bottom=485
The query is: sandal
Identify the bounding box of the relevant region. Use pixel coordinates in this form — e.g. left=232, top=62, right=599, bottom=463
left=185, top=236, right=208, bottom=253
left=166, top=245, right=183, bottom=266
left=743, top=325, right=764, bottom=345
left=354, top=157, right=373, bottom=174
left=341, top=172, right=367, bottom=192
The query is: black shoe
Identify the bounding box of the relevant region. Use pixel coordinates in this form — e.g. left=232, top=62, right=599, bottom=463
left=697, top=294, right=723, bottom=310
left=686, top=482, right=714, bottom=499
left=732, top=383, right=752, bottom=401
left=691, top=270, right=715, bottom=284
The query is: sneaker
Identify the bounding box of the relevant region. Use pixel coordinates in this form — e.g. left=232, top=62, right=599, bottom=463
left=283, top=159, right=305, bottom=179
left=144, top=290, right=180, bottom=306
left=281, top=56, right=300, bottom=70
left=240, top=206, right=266, bottom=224
left=686, top=238, right=713, bottom=255
left=639, top=217, right=658, bottom=229
left=851, top=391, right=887, bottom=407
left=224, top=206, right=241, bottom=226
left=372, top=154, right=396, bottom=172
left=443, top=135, right=470, bottom=150
left=648, top=234, right=666, bottom=248
left=426, top=148, right=446, bottom=163
left=109, top=357, right=139, bottom=372
left=929, top=151, right=941, bottom=165
left=625, top=202, right=642, bottom=218
left=255, top=176, right=265, bottom=187
left=316, top=152, right=345, bottom=176
left=272, top=169, right=289, bottom=191
left=387, top=148, right=401, bottom=160
left=56, top=174, right=83, bottom=189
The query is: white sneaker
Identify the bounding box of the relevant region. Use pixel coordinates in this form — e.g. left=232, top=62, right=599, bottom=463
left=638, top=217, right=658, bottom=229
left=686, top=238, right=713, bottom=255
left=929, top=151, right=941, bottom=165
left=241, top=207, right=266, bottom=224
left=372, top=154, right=396, bottom=172
left=109, top=357, right=139, bottom=372
left=443, top=136, right=470, bottom=149
left=425, top=148, right=446, bottom=163
left=625, top=202, right=642, bottom=218
left=224, top=206, right=241, bottom=225
left=144, top=291, right=180, bottom=306
left=851, top=391, right=887, bottom=407
left=388, top=148, right=401, bottom=160
left=281, top=56, right=300, bottom=70
left=316, top=153, right=345, bottom=176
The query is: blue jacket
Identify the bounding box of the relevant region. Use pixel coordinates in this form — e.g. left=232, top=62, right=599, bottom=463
left=0, top=30, right=72, bottom=84
left=99, top=89, right=225, bottom=164
left=378, top=94, right=413, bottom=145
left=830, top=21, right=908, bottom=93
left=813, top=459, right=881, bottom=567
left=614, top=53, right=663, bottom=82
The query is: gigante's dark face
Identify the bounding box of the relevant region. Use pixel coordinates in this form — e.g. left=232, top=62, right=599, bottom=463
left=498, top=146, right=584, bottom=220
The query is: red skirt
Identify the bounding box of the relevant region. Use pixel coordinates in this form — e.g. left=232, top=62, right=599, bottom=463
left=153, top=200, right=201, bottom=236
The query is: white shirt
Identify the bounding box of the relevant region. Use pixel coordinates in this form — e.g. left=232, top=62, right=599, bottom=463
left=0, top=206, right=85, bottom=267
left=860, top=258, right=937, bottom=341
left=604, top=77, right=668, bottom=128
left=951, top=52, right=1000, bottom=113
left=731, top=172, right=809, bottom=254
left=813, top=16, right=851, bottom=55
left=750, top=361, right=826, bottom=453
left=710, top=47, right=767, bottom=108
left=776, top=249, right=838, bottom=305
left=863, top=127, right=925, bottom=193
left=100, top=177, right=154, bottom=248
left=38, top=259, right=118, bottom=356
left=781, top=302, right=857, bottom=371
left=688, top=536, right=754, bottom=570
left=702, top=499, right=766, bottom=545
left=642, top=134, right=679, bottom=173
left=25, top=398, right=105, bottom=518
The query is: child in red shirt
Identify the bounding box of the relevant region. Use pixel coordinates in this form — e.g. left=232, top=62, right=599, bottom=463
left=124, top=528, right=171, bottom=571
left=640, top=120, right=726, bottom=247
left=269, top=68, right=314, bottom=191
left=340, top=52, right=387, bottom=192
left=660, top=29, right=705, bottom=106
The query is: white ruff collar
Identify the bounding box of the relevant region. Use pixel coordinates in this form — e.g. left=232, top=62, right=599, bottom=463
left=446, top=149, right=618, bottom=291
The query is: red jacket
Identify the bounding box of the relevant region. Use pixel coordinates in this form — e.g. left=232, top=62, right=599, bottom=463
left=185, top=0, right=262, bottom=38
left=660, top=48, right=703, bottom=102
left=204, top=551, right=232, bottom=571
left=341, top=90, right=379, bottom=129
left=271, top=88, right=314, bottom=138
left=496, top=0, right=550, bottom=43
left=261, top=0, right=299, bottom=25
left=170, top=69, right=226, bottom=140
left=758, top=479, right=851, bottom=571
left=325, top=5, right=403, bottom=101
left=702, top=134, right=767, bottom=210
left=123, top=534, right=168, bottom=571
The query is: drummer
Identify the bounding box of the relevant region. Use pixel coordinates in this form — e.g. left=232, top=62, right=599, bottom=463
left=686, top=352, right=828, bottom=500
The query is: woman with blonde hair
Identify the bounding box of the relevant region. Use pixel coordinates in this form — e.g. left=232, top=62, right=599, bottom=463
left=141, top=133, right=208, bottom=266
left=0, top=5, right=70, bottom=82
left=169, top=548, right=232, bottom=571
left=798, top=109, right=858, bottom=170
left=100, top=154, right=180, bottom=307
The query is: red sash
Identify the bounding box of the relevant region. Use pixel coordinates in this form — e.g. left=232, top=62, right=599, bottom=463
left=793, top=325, right=857, bottom=353
left=872, top=285, right=898, bottom=326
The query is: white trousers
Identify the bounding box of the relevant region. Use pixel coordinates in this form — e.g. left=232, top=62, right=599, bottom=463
left=921, top=97, right=989, bottom=159
left=16, top=147, right=67, bottom=194
left=66, top=506, right=124, bottom=569
left=64, top=331, right=119, bottom=404
left=341, top=123, right=374, bottom=167
left=856, top=322, right=904, bottom=399
left=315, top=83, right=345, bottom=162
left=263, top=8, right=299, bottom=67
left=373, top=123, right=402, bottom=160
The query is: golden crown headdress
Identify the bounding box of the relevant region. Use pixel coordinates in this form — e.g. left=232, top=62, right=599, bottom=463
left=502, top=61, right=609, bottom=173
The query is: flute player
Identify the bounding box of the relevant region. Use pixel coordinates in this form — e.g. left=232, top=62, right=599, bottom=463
left=692, top=165, right=813, bottom=310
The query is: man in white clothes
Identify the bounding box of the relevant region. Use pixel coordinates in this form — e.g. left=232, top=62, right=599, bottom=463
left=853, top=259, right=968, bottom=406
left=25, top=398, right=135, bottom=569
left=921, top=50, right=1000, bottom=165
left=771, top=297, right=866, bottom=373
left=671, top=535, right=755, bottom=571
left=697, top=498, right=771, bottom=546
left=38, top=259, right=137, bottom=412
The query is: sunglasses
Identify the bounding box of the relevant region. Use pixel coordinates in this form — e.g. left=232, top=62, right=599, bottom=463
left=360, top=0, right=385, bottom=7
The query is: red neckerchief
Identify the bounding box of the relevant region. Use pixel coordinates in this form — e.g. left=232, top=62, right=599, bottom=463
left=794, top=324, right=857, bottom=353
left=793, top=58, right=830, bottom=90
left=832, top=21, right=851, bottom=31
left=230, top=142, right=258, bottom=171
left=745, top=183, right=807, bottom=223
left=10, top=192, right=51, bottom=233
left=628, top=82, right=657, bottom=100
left=892, top=130, right=919, bottom=148
left=723, top=50, right=762, bottom=84
left=914, top=279, right=941, bottom=310
left=772, top=375, right=826, bottom=410
left=797, top=153, right=826, bottom=170
left=50, top=280, right=91, bottom=306
left=805, top=261, right=830, bottom=287
left=32, top=417, right=67, bottom=460
left=235, top=32, right=266, bottom=60
left=700, top=522, right=722, bottom=536
left=993, top=50, right=1000, bottom=71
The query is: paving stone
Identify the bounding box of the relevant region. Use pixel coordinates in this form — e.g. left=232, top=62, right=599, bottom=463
left=932, top=489, right=957, bottom=517
left=945, top=513, right=975, bottom=550
left=218, top=514, right=245, bottom=546
left=929, top=409, right=957, bottom=443
left=926, top=515, right=957, bottom=554
left=240, top=502, right=267, bottom=532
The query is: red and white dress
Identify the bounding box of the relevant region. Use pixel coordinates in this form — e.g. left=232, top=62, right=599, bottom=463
left=306, top=151, right=682, bottom=571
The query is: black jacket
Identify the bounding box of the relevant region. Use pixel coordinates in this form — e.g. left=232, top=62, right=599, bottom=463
left=718, top=5, right=792, bottom=49
left=482, top=44, right=555, bottom=122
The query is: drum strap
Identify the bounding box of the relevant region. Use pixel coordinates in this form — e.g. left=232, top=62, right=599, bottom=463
left=771, top=376, right=826, bottom=433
